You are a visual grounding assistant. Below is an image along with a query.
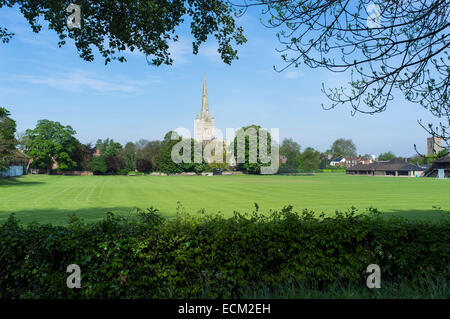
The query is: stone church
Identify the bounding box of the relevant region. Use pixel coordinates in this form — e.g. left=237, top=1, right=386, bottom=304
left=194, top=75, right=215, bottom=143
left=193, top=76, right=236, bottom=167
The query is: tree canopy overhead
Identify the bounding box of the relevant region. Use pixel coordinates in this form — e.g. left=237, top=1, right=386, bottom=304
left=0, top=0, right=246, bottom=65
left=235, top=0, right=449, bottom=146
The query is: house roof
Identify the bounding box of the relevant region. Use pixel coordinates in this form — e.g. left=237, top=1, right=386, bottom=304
left=4, top=150, right=29, bottom=166
left=331, top=157, right=344, bottom=162
left=13, top=150, right=29, bottom=159
left=397, top=163, right=425, bottom=172
left=434, top=155, right=450, bottom=163
left=347, top=159, right=424, bottom=172
left=346, top=163, right=373, bottom=171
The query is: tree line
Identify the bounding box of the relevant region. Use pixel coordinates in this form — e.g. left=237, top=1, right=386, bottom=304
left=279, top=137, right=361, bottom=171
left=278, top=138, right=449, bottom=172
left=2, top=111, right=277, bottom=175
left=1, top=108, right=448, bottom=175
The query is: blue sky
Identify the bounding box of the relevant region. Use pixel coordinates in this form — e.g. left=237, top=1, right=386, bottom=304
left=0, top=5, right=439, bottom=157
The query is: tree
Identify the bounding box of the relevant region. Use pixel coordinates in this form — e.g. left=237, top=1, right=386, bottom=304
left=136, top=158, right=153, bottom=173
left=157, top=131, right=182, bottom=174
left=156, top=131, right=200, bottom=174
left=437, top=149, right=449, bottom=159
left=24, top=119, right=77, bottom=172
left=105, top=155, right=123, bottom=174
left=90, top=155, right=107, bottom=174
left=330, top=138, right=357, bottom=158
left=232, top=125, right=273, bottom=174
left=207, top=140, right=230, bottom=171
left=120, top=142, right=137, bottom=172
left=95, top=139, right=122, bottom=157
left=378, top=151, right=396, bottom=161
left=0, top=107, right=18, bottom=171
left=135, top=139, right=150, bottom=151
left=95, top=138, right=124, bottom=174
left=279, top=138, right=301, bottom=169
left=299, top=147, right=321, bottom=171
left=71, top=141, right=93, bottom=171
left=319, top=149, right=333, bottom=169
left=0, top=0, right=246, bottom=65
left=137, top=140, right=163, bottom=172
left=236, top=0, right=449, bottom=146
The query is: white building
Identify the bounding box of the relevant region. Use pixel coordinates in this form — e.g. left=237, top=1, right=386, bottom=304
left=193, top=76, right=236, bottom=167
left=194, top=75, right=215, bottom=143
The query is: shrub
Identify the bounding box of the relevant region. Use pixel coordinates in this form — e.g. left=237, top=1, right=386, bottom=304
left=0, top=206, right=448, bottom=298
left=90, top=156, right=107, bottom=174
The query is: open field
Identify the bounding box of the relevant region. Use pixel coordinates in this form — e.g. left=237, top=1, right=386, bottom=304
left=0, top=174, right=449, bottom=224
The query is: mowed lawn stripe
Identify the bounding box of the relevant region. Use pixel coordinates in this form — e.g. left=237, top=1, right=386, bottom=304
left=0, top=174, right=449, bottom=224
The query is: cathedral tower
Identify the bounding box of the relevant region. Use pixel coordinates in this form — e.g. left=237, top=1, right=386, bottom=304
left=194, top=75, right=215, bottom=142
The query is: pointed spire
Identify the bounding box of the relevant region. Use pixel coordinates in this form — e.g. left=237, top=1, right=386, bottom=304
left=201, top=74, right=210, bottom=120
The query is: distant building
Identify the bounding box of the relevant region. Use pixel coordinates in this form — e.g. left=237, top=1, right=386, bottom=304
left=194, top=75, right=215, bottom=143
left=330, top=157, right=346, bottom=166
left=423, top=156, right=450, bottom=178
left=1, top=165, right=24, bottom=177
left=330, top=156, right=372, bottom=167
left=346, top=158, right=425, bottom=177
left=93, top=148, right=101, bottom=157
left=192, top=76, right=235, bottom=167
left=426, top=137, right=443, bottom=156
left=0, top=150, right=28, bottom=177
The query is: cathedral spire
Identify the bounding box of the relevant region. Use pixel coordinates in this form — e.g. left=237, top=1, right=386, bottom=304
left=195, top=74, right=214, bottom=142
left=201, top=74, right=210, bottom=120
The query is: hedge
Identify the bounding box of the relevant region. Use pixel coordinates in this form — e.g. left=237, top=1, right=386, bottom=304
left=0, top=206, right=448, bottom=298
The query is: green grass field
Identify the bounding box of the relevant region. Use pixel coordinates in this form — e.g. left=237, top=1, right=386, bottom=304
left=0, top=173, right=449, bottom=224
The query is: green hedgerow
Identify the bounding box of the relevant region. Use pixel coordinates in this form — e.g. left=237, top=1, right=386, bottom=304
left=0, top=206, right=448, bottom=298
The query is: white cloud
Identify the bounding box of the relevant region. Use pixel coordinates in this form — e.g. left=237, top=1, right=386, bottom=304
left=168, top=37, right=192, bottom=65
left=15, top=70, right=140, bottom=94
left=199, top=42, right=221, bottom=63
left=166, top=38, right=223, bottom=65
left=283, top=71, right=304, bottom=80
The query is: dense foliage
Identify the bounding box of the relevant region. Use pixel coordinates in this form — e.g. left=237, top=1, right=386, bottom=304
left=0, top=206, right=448, bottom=298
left=232, top=125, right=273, bottom=174
left=23, top=120, right=78, bottom=171
left=0, top=0, right=246, bottom=66
left=331, top=138, right=357, bottom=159
left=156, top=131, right=206, bottom=174
left=298, top=147, right=321, bottom=171
left=279, top=138, right=301, bottom=169
left=0, top=107, right=18, bottom=171
left=136, top=140, right=162, bottom=173
left=378, top=151, right=396, bottom=162
left=90, top=155, right=107, bottom=174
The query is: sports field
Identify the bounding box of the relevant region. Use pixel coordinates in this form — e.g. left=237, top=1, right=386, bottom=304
left=0, top=174, right=449, bottom=224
